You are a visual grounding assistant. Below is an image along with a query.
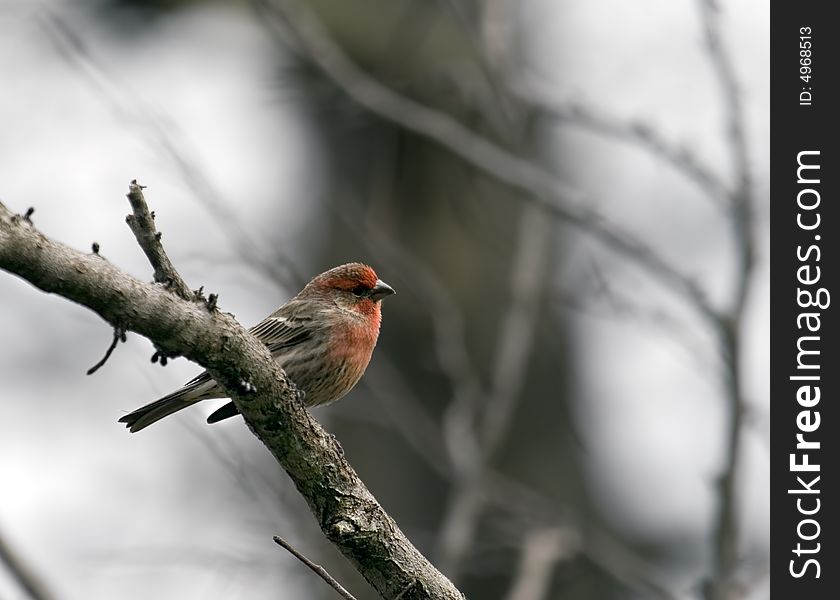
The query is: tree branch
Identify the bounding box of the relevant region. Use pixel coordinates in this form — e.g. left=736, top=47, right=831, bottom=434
left=696, top=1, right=757, bottom=597
left=273, top=535, right=357, bottom=600
left=0, top=191, right=464, bottom=600
left=124, top=181, right=193, bottom=300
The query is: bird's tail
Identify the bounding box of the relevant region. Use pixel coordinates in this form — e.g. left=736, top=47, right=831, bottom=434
left=119, top=372, right=218, bottom=432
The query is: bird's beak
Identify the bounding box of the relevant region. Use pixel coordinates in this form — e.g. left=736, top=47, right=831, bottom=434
left=370, top=279, right=396, bottom=301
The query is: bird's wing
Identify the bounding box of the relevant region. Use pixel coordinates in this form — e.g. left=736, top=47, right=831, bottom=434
left=160, top=315, right=310, bottom=394
left=248, top=312, right=314, bottom=354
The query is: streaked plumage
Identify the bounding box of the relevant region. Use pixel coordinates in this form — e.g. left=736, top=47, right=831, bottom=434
left=119, top=263, right=394, bottom=432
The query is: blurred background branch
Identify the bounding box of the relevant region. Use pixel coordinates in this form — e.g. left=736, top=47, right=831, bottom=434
left=696, top=0, right=758, bottom=597
left=255, top=0, right=722, bottom=328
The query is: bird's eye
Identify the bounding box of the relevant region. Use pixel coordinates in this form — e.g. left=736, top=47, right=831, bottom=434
left=350, top=285, right=368, bottom=297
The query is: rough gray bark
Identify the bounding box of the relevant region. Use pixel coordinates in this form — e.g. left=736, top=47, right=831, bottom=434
left=0, top=191, right=464, bottom=600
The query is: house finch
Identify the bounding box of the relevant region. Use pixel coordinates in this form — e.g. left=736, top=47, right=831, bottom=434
left=119, top=263, right=395, bottom=432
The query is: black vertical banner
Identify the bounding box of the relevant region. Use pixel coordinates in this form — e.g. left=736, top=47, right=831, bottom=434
left=772, top=2, right=839, bottom=598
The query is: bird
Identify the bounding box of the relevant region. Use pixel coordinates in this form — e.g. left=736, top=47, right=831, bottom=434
left=119, top=262, right=395, bottom=432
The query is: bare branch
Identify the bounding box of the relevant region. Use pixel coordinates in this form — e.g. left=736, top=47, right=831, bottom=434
left=0, top=527, right=57, bottom=600
left=697, top=0, right=756, bottom=316
left=695, top=2, right=758, bottom=598
left=86, top=325, right=127, bottom=375
left=273, top=536, right=357, bottom=600
left=124, top=180, right=192, bottom=300
left=0, top=192, right=464, bottom=600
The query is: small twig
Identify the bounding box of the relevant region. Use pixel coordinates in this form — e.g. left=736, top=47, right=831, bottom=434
left=86, top=325, right=127, bottom=375
left=191, top=286, right=220, bottom=313
left=272, top=535, right=357, bottom=600
left=23, top=207, right=35, bottom=224
left=124, top=180, right=192, bottom=300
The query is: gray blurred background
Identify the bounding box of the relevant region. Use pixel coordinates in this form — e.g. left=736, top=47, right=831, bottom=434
left=0, top=1, right=768, bottom=599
